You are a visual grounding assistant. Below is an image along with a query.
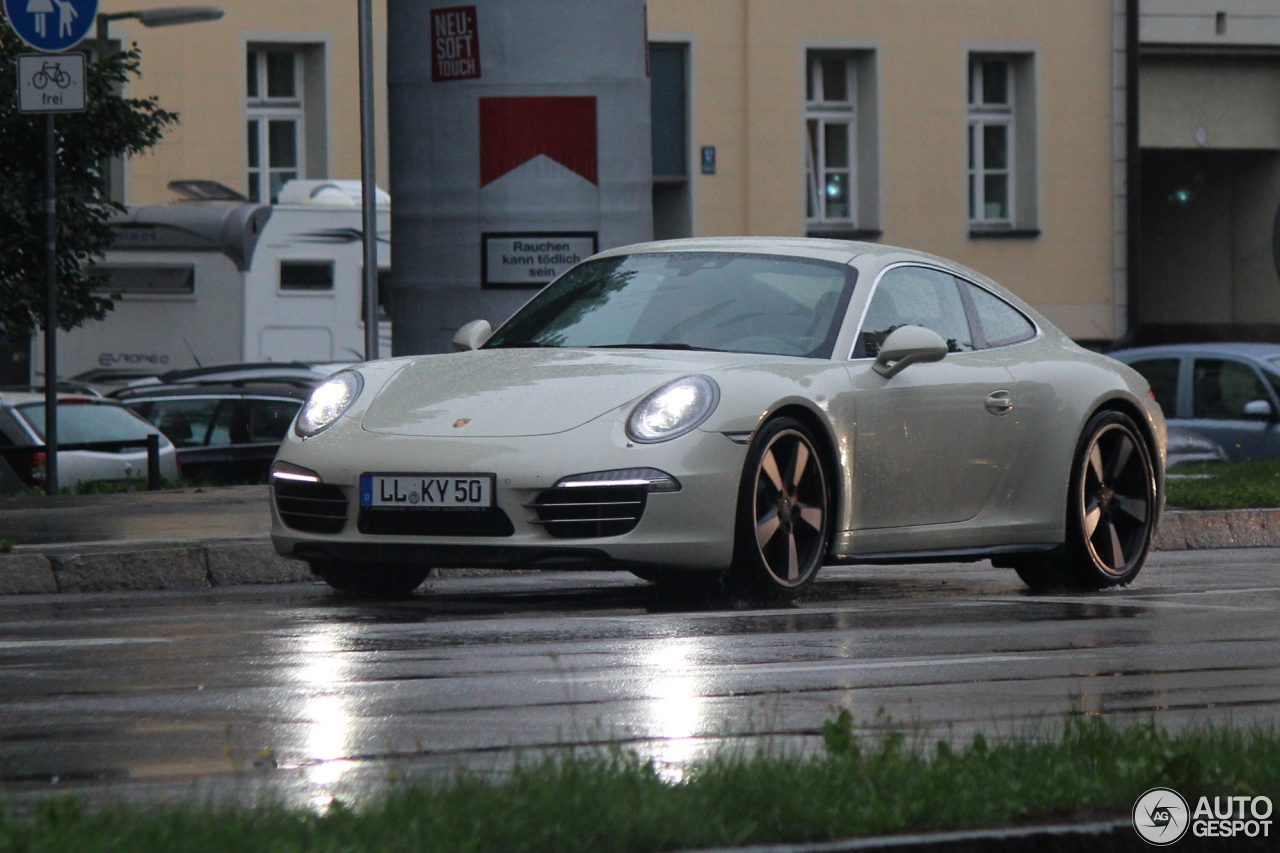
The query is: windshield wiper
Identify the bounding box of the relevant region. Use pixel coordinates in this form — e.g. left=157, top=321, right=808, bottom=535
left=587, top=343, right=725, bottom=352
left=483, top=341, right=560, bottom=349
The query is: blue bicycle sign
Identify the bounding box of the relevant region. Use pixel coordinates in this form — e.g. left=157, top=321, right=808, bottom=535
left=3, top=0, right=98, bottom=52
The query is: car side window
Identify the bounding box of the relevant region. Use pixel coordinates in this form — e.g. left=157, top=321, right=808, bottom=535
left=957, top=280, right=1036, bottom=348
left=1128, top=359, right=1180, bottom=420
left=208, top=401, right=253, bottom=446
left=855, top=266, right=976, bottom=358
left=247, top=399, right=301, bottom=443
left=1193, top=359, right=1273, bottom=419
left=136, top=399, right=220, bottom=447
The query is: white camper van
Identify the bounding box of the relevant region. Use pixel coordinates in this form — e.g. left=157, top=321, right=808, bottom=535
left=37, top=180, right=391, bottom=380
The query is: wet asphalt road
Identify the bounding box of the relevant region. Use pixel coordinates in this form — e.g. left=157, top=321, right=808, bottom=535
left=1, top=548, right=1278, bottom=811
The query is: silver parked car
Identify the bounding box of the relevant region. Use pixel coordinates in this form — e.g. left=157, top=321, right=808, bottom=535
left=272, top=238, right=1167, bottom=599
left=1110, top=343, right=1280, bottom=463
left=0, top=392, right=179, bottom=494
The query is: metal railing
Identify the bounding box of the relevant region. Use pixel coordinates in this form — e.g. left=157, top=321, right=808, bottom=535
left=0, top=434, right=163, bottom=491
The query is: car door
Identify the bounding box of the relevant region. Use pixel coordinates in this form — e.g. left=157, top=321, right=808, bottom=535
left=846, top=265, right=1019, bottom=529
left=1124, top=356, right=1181, bottom=424
left=1188, top=357, right=1280, bottom=460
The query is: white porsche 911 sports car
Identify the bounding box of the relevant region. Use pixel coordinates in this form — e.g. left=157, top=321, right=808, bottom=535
left=270, top=238, right=1166, bottom=600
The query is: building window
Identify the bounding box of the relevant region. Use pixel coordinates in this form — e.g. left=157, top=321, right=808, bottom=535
left=806, top=54, right=856, bottom=227
left=247, top=48, right=304, bottom=204
left=967, top=52, right=1038, bottom=237
left=968, top=58, right=1013, bottom=227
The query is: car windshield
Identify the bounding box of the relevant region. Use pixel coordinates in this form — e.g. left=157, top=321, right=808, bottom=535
left=16, top=402, right=160, bottom=444
left=484, top=252, right=857, bottom=358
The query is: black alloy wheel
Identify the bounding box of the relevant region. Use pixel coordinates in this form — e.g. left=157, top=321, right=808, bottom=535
left=731, top=417, right=831, bottom=600
left=1015, top=410, right=1157, bottom=591
left=311, top=561, right=430, bottom=598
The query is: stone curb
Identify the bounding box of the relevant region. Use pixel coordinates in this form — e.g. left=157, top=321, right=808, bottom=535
left=2, top=508, right=1279, bottom=596
left=0, top=542, right=313, bottom=596
left=1153, top=508, right=1280, bottom=550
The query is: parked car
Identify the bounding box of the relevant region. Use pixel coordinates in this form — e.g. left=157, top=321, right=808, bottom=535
left=115, top=362, right=339, bottom=393
left=1110, top=343, right=1280, bottom=462
left=1165, top=425, right=1229, bottom=469
left=115, top=383, right=309, bottom=485
left=0, top=392, right=179, bottom=494
left=69, top=368, right=166, bottom=391
left=270, top=238, right=1166, bottom=600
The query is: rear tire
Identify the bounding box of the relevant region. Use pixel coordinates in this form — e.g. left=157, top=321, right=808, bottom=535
left=311, top=562, right=430, bottom=598
left=728, top=417, right=831, bottom=603
left=1015, top=410, right=1156, bottom=592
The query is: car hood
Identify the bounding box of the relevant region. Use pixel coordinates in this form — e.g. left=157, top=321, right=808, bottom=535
left=359, top=348, right=752, bottom=437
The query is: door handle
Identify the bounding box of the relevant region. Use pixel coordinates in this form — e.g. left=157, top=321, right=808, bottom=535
left=985, top=390, right=1013, bottom=416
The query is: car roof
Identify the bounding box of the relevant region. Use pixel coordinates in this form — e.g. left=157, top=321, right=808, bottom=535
left=592, top=237, right=1011, bottom=285
left=70, top=368, right=163, bottom=384
left=115, top=362, right=332, bottom=392
left=113, top=383, right=311, bottom=401
left=1111, top=343, right=1280, bottom=365
left=157, top=361, right=318, bottom=382
left=595, top=236, right=877, bottom=265
left=0, top=391, right=122, bottom=407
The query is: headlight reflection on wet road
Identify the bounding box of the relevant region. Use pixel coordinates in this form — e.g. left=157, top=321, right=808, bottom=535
left=295, top=623, right=357, bottom=804
left=645, top=638, right=708, bottom=780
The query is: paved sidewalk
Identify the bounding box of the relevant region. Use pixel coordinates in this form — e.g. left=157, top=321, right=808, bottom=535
left=0, top=485, right=270, bottom=547
left=3, top=486, right=1280, bottom=594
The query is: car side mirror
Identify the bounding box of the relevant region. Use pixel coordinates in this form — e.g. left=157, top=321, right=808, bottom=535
left=872, top=325, right=949, bottom=379
left=452, top=319, right=492, bottom=352
left=1244, top=398, right=1274, bottom=419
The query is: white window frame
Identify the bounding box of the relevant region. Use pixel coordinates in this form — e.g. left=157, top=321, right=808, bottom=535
left=805, top=53, right=857, bottom=228
left=246, top=48, right=305, bottom=204
left=967, top=57, right=1014, bottom=228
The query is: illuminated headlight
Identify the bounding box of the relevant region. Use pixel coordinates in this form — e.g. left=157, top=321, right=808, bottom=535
left=626, top=375, right=720, bottom=443
left=295, top=370, right=363, bottom=437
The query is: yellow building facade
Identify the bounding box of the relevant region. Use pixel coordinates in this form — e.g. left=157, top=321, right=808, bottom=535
left=96, top=0, right=389, bottom=206
left=102, top=0, right=1126, bottom=342
left=648, top=0, right=1129, bottom=342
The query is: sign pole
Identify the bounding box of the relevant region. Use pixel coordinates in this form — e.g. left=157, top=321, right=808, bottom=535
left=358, top=0, right=379, bottom=361
left=5, top=0, right=100, bottom=495
left=43, top=112, right=58, bottom=495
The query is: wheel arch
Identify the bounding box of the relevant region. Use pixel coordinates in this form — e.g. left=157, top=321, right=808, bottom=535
left=759, top=402, right=843, bottom=557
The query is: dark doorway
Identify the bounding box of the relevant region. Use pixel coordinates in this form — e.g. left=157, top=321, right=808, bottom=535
left=1138, top=149, right=1280, bottom=344
left=650, top=42, right=692, bottom=240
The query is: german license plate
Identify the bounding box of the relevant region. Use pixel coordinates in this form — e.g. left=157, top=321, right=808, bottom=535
left=360, top=473, right=494, bottom=508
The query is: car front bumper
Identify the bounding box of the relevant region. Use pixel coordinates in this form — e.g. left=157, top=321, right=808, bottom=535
left=269, top=415, right=749, bottom=572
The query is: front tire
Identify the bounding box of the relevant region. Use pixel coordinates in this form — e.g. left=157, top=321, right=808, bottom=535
left=1015, top=410, right=1156, bottom=592
left=728, top=417, right=831, bottom=602
left=311, top=561, right=430, bottom=598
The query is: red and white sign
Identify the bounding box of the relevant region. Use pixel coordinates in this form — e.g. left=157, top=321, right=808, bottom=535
left=431, top=6, right=480, bottom=82
left=479, top=96, right=598, bottom=186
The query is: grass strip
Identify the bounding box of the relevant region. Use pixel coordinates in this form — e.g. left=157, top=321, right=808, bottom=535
left=2, top=715, right=1278, bottom=853
left=1167, top=458, right=1280, bottom=510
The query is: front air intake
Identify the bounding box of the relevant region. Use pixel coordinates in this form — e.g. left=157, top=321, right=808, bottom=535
left=529, top=485, right=647, bottom=539
left=274, top=481, right=349, bottom=533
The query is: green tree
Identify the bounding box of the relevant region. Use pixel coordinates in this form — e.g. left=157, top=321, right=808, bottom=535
left=0, top=25, right=177, bottom=336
